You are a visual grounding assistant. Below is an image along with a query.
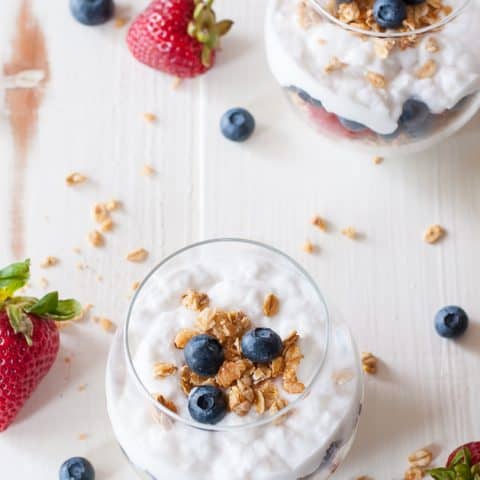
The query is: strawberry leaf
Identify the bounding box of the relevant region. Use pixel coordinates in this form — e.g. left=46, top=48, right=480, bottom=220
left=450, top=448, right=473, bottom=468
left=0, top=259, right=30, bottom=302
left=26, top=292, right=81, bottom=321
left=427, top=468, right=457, bottom=479
left=6, top=304, right=33, bottom=346
left=27, top=291, right=59, bottom=316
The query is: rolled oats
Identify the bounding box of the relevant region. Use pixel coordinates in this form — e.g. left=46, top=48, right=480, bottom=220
left=216, top=359, right=252, bottom=388
left=153, top=362, right=178, bottom=378
left=101, top=218, right=114, bottom=233
left=88, top=230, right=104, bottom=247
left=404, top=466, right=425, bottom=480
left=40, top=256, right=59, bottom=268
left=302, top=240, right=315, bottom=254
left=425, top=37, right=440, bottom=52
left=92, top=203, right=109, bottom=223
left=296, top=0, right=321, bottom=29
left=361, top=352, right=378, bottom=374
left=366, top=71, right=387, bottom=88
left=155, top=394, right=178, bottom=413
left=342, top=227, right=357, bottom=239
left=181, top=289, right=209, bottom=312
left=174, top=328, right=199, bottom=349
left=408, top=448, right=433, bottom=467
left=373, top=155, right=384, bottom=165
left=423, top=224, right=445, bottom=244
left=126, top=248, right=148, bottom=262
left=338, top=1, right=361, bottom=23
left=324, top=56, right=347, bottom=74
left=263, top=293, right=280, bottom=317
left=66, top=172, right=87, bottom=186
left=143, top=112, right=157, bottom=123
left=415, top=59, right=437, bottom=79
left=311, top=215, right=327, bottom=231
left=105, top=199, right=121, bottom=211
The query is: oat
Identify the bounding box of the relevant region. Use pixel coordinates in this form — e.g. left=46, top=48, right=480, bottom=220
left=338, top=1, right=360, bottom=23
left=302, top=240, right=315, bottom=254
left=179, top=366, right=216, bottom=396
left=423, top=224, right=445, bottom=244
left=311, top=215, right=327, bottom=231
left=95, top=317, right=116, bottom=333
left=181, top=289, right=209, bottom=312
left=282, top=332, right=305, bottom=394
left=361, top=352, right=378, bottom=374
left=196, top=308, right=251, bottom=344
left=40, top=256, right=59, bottom=268
left=174, top=328, right=199, bottom=349
left=255, top=381, right=280, bottom=410
left=126, top=248, right=148, bottom=262
left=66, top=172, right=87, bottom=186
left=404, top=466, right=425, bottom=480
left=227, top=385, right=252, bottom=416
left=114, top=17, right=128, bottom=28
left=88, top=230, right=105, bottom=247
left=408, top=448, right=433, bottom=468
left=373, top=155, right=384, bottom=165
left=39, top=277, right=49, bottom=289
left=78, top=433, right=88, bottom=441
left=366, top=71, right=386, bottom=88
left=415, top=59, right=437, bottom=79
left=342, top=227, right=357, bottom=239
left=132, top=281, right=140, bottom=291
left=425, top=37, right=440, bottom=52
left=296, top=0, right=321, bottom=28
left=101, top=218, right=114, bottom=233
left=252, top=365, right=272, bottom=384
left=77, top=384, right=87, bottom=392
left=155, top=394, right=178, bottom=413
left=270, top=356, right=285, bottom=378
left=96, top=274, right=103, bottom=282
left=254, top=390, right=266, bottom=414
left=92, top=203, right=109, bottom=223
left=143, top=112, right=157, bottom=123
left=374, top=38, right=396, bottom=59
left=324, top=56, right=347, bottom=74
left=172, top=77, right=182, bottom=89
left=216, top=359, right=252, bottom=388
left=153, top=362, right=178, bottom=378
left=142, top=164, right=156, bottom=176
left=105, top=199, right=121, bottom=211
left=263, top=293, right=280, bottom=317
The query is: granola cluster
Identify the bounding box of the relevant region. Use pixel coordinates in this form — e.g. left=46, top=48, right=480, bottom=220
left=154, top=290, right=306, bottom=419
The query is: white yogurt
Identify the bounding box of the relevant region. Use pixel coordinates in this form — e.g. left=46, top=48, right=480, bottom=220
left=265, top=0, right=480, bottom=134
left=106, top=242, right=362, bottom=480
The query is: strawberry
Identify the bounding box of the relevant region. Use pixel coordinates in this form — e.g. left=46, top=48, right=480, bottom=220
left=127, top=0, right=233, bottom=78
left=428, top=443, right=480, bottom=479
left=0, top=260, right=81, bottom=432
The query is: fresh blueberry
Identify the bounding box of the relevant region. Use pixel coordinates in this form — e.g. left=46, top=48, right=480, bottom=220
left=241, top=328, right=283, bottom=364
left=59, top=457, right=95, bottom=480
left=220, top=108, right=255, bottom=142
left=338, top=116, right=368, bottom=132
left=399, top=98, right=430, bottom=131
left=373, top=0, right=407, bottom=29
left=434, top=306, right=469, bottom=338
left=188, top=385, right=227, bottom=424
left=184, top=334, right=224, bottom=376
left=320, top=441, right=341, bottom=467
left=70, top=0, right=114, bottom=26
left=289, top=86, right=323, bottom=107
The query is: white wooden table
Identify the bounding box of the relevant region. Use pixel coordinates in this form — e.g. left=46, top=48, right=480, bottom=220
left=1, top=0, right=479, bottom=478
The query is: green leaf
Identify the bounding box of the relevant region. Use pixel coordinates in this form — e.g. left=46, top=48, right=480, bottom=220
left=47, top=299, right=82, bottom=320
left=450, top=448, right=472, bottom=468
left=26, top=291, right=59, bottom=316
left=6, top=303, right=33, bottom=346
left=215, top=19, right=233, bottom=36
left=427, top=468, right=456, bottom=480
left=454, top=463, right=473, bottom=479
left=0, top=259, right=30, bottom=302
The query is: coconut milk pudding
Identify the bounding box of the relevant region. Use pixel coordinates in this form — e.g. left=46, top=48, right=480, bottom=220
left=106, top=240, right=363, bottom=480
left=265, top=0, right=480, bottom=151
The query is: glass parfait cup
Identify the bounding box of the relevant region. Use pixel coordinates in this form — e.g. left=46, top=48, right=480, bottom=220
left=265, top=0, right=480, bottom=153
left=106, top=239, right=363, bottom=480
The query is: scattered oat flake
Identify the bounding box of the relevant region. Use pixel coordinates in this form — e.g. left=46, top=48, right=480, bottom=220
left=296, top=0, right=321, bottom=29
left=332, top=369, right=355, bottom=385
left=132, top=281, right=140, bottom=291
left=366, top=71, right=386, bottom=88
left=416, top=59, right=437, bottom=79
left=172, top=77, right=182, bottom=89
left=404, top=466, right=425, bottom=480
left=342, top=227, right=357, bottom=239
left=142, top=164, right=156, bottom=176
left=174, top=329, right=199, bottom=349
left=338, top=1, right=360, bottom=23
left=97, top=317, right=116, bottom=333
left=374, top=38, right=396, bottom=59
left=181, top=289, right=209, bottom=312
left=425, top=37, right=440, bottom=52
left=66, top=172, right=87, bottom=186
left=92, top=203, right=109, bottom=223
left=263, top=293, right=280, bottom=317
left=88, top=230, right=105, bottom=247
left=77, top=384, right=87, bottom=392
left=302, top=240, right=315, bottom=254
left=39, top=277, right=49, bottom=289
left=143, top=112, right=157, bottom=123
left=126, top=248, right=148, bottom=262
left=311, top=215, right=327, bottom=231
left=105, top=199, right=121, bottom=211
left=408, top=448, right=433, bottom=468
left=156, top=394, right=178, bottom=413
left=423, top=224, right=445, bottom=244
left=101, top=218, right=114, bottom=233
left=78, top=433, right=88, bottom=441
left=324, top=56, right=347, bottom=74
left=114, top=17, right=128, bottom=28
left=40, top=256, right=59, bottom=268
left=154, top=362, right=177, bottom=378
left=361, top=352, right=377, bottom=374
left=373, top=155, right=384, bottom=165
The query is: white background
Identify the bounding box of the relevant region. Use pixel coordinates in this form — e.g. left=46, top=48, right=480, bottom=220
left=0, top=0, right=479, bottom=478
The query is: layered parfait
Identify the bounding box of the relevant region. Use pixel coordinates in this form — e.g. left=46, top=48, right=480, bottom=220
left=106, top=240, right=363, bottom=479
left=265, top=0, right=480, bottom=151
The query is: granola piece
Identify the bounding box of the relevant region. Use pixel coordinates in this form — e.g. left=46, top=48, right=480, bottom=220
left=254, top=390, right=266, bottom=414
left=252, top=365, right=272, bottom=384
left=269, top=397, right=288, bottom=415
left=227, top=384, right=252, bottom=416
left=181, top=289, right=209, bottom=312
left=342, top=227, right=357, bottom=239
left=408, top=448, right=433, bottom=468
left=216, top=359, right=253, bottom=388
left=223, top=337, right=242, bottom=361
left=361, top=352, right=378, bottom=374
left=105, top=199, right=121, bottom=211
left=40, top=256, right=59, bottom=268
left=179, top=365, right=194, bottom=395
left=338, top=1, right=360, bottom=23
left=142, top=164, right=156, bottom=176
left=324, top=56, right=347, bottom=74
left=423, top=224, right=445, bottom=244
left=404, top=467, right=425, bottom=480
left=114, top=17, right=128, bottom=28
left=88, top=230, right=105, bottom=247
left=374, top=38, right=396, bottom=59
left=153, top=362, right=177, bottom=378
left=311, top=215, right=327, bottom=231
left=296, top=0, right=321, bottom=28
left=425, top=37, right=440, bottom=52
left=39, top=277, right=49, bottom=289
left=92, top=203, right=109, bottom=223
left=366, top=71, right=387, bottom=88
left=415, top=59, right=437, bottom=79
left=302, top=240, right=315, bottom=254
left=373, top=155, right=384, bottom=165
left=263, top=293, right=280, bottom=317
left=196, top=308, right=251, bottom=344
left=126, top=248, right=148, bottom=262
left=66, top=172, right=87, bottom=186
left=96, top=317, right=116, bottom=333
left=174, top=328, right=200, bottom=349
left=143, top=112, right=157, bottom=123
left=101, top=218, right=114, bottom=233
left=131, top=281, right=140, bottom=291
left=270, top=356, right=285, bottom=378
left=155, top=394, right=178, bottom=413
left=255, top=380, right=280, bottom=409
left=282, top=331, right=300, bottom=352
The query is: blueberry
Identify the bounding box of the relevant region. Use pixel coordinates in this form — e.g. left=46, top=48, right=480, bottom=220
left=188, top=385, right=227, bottom=424
left=184, top=334, right=224, bottom=376
left=434, top=306, right=469, bottom=338
left=338, top=116, right=368, bottom=132
left=289, top=86, right=323, bottom=107
left=373, top=0, right=407, bottom=29
left=321, top=441, right=341, bottom=467
left=399, top=99, right=430, bottom=132
left=220, top=108, right=255, bottom=142
left=70, top=0, right=114, bottom=26
left=59, top=457, right=95, bottom=480
left=241, top=328, right=283, bottom=364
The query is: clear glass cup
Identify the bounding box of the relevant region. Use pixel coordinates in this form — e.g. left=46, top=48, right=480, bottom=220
left=265, top=0, right=480, bottom=153
left=106, top=239, right=363, bottom=480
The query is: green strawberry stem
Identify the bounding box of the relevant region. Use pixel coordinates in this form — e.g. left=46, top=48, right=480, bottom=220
left=428, top=447, right=480, bottom=480
left=187, top=0, right=233, bottom=68
left=0, top=260, right=82, bottom=346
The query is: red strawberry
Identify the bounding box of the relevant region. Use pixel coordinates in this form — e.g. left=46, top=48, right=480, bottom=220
left=0, top=260, right=81, bottom=432
left=428, top=442, right=480, bottom=479
left=127, top=0, right=233, bottom=78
